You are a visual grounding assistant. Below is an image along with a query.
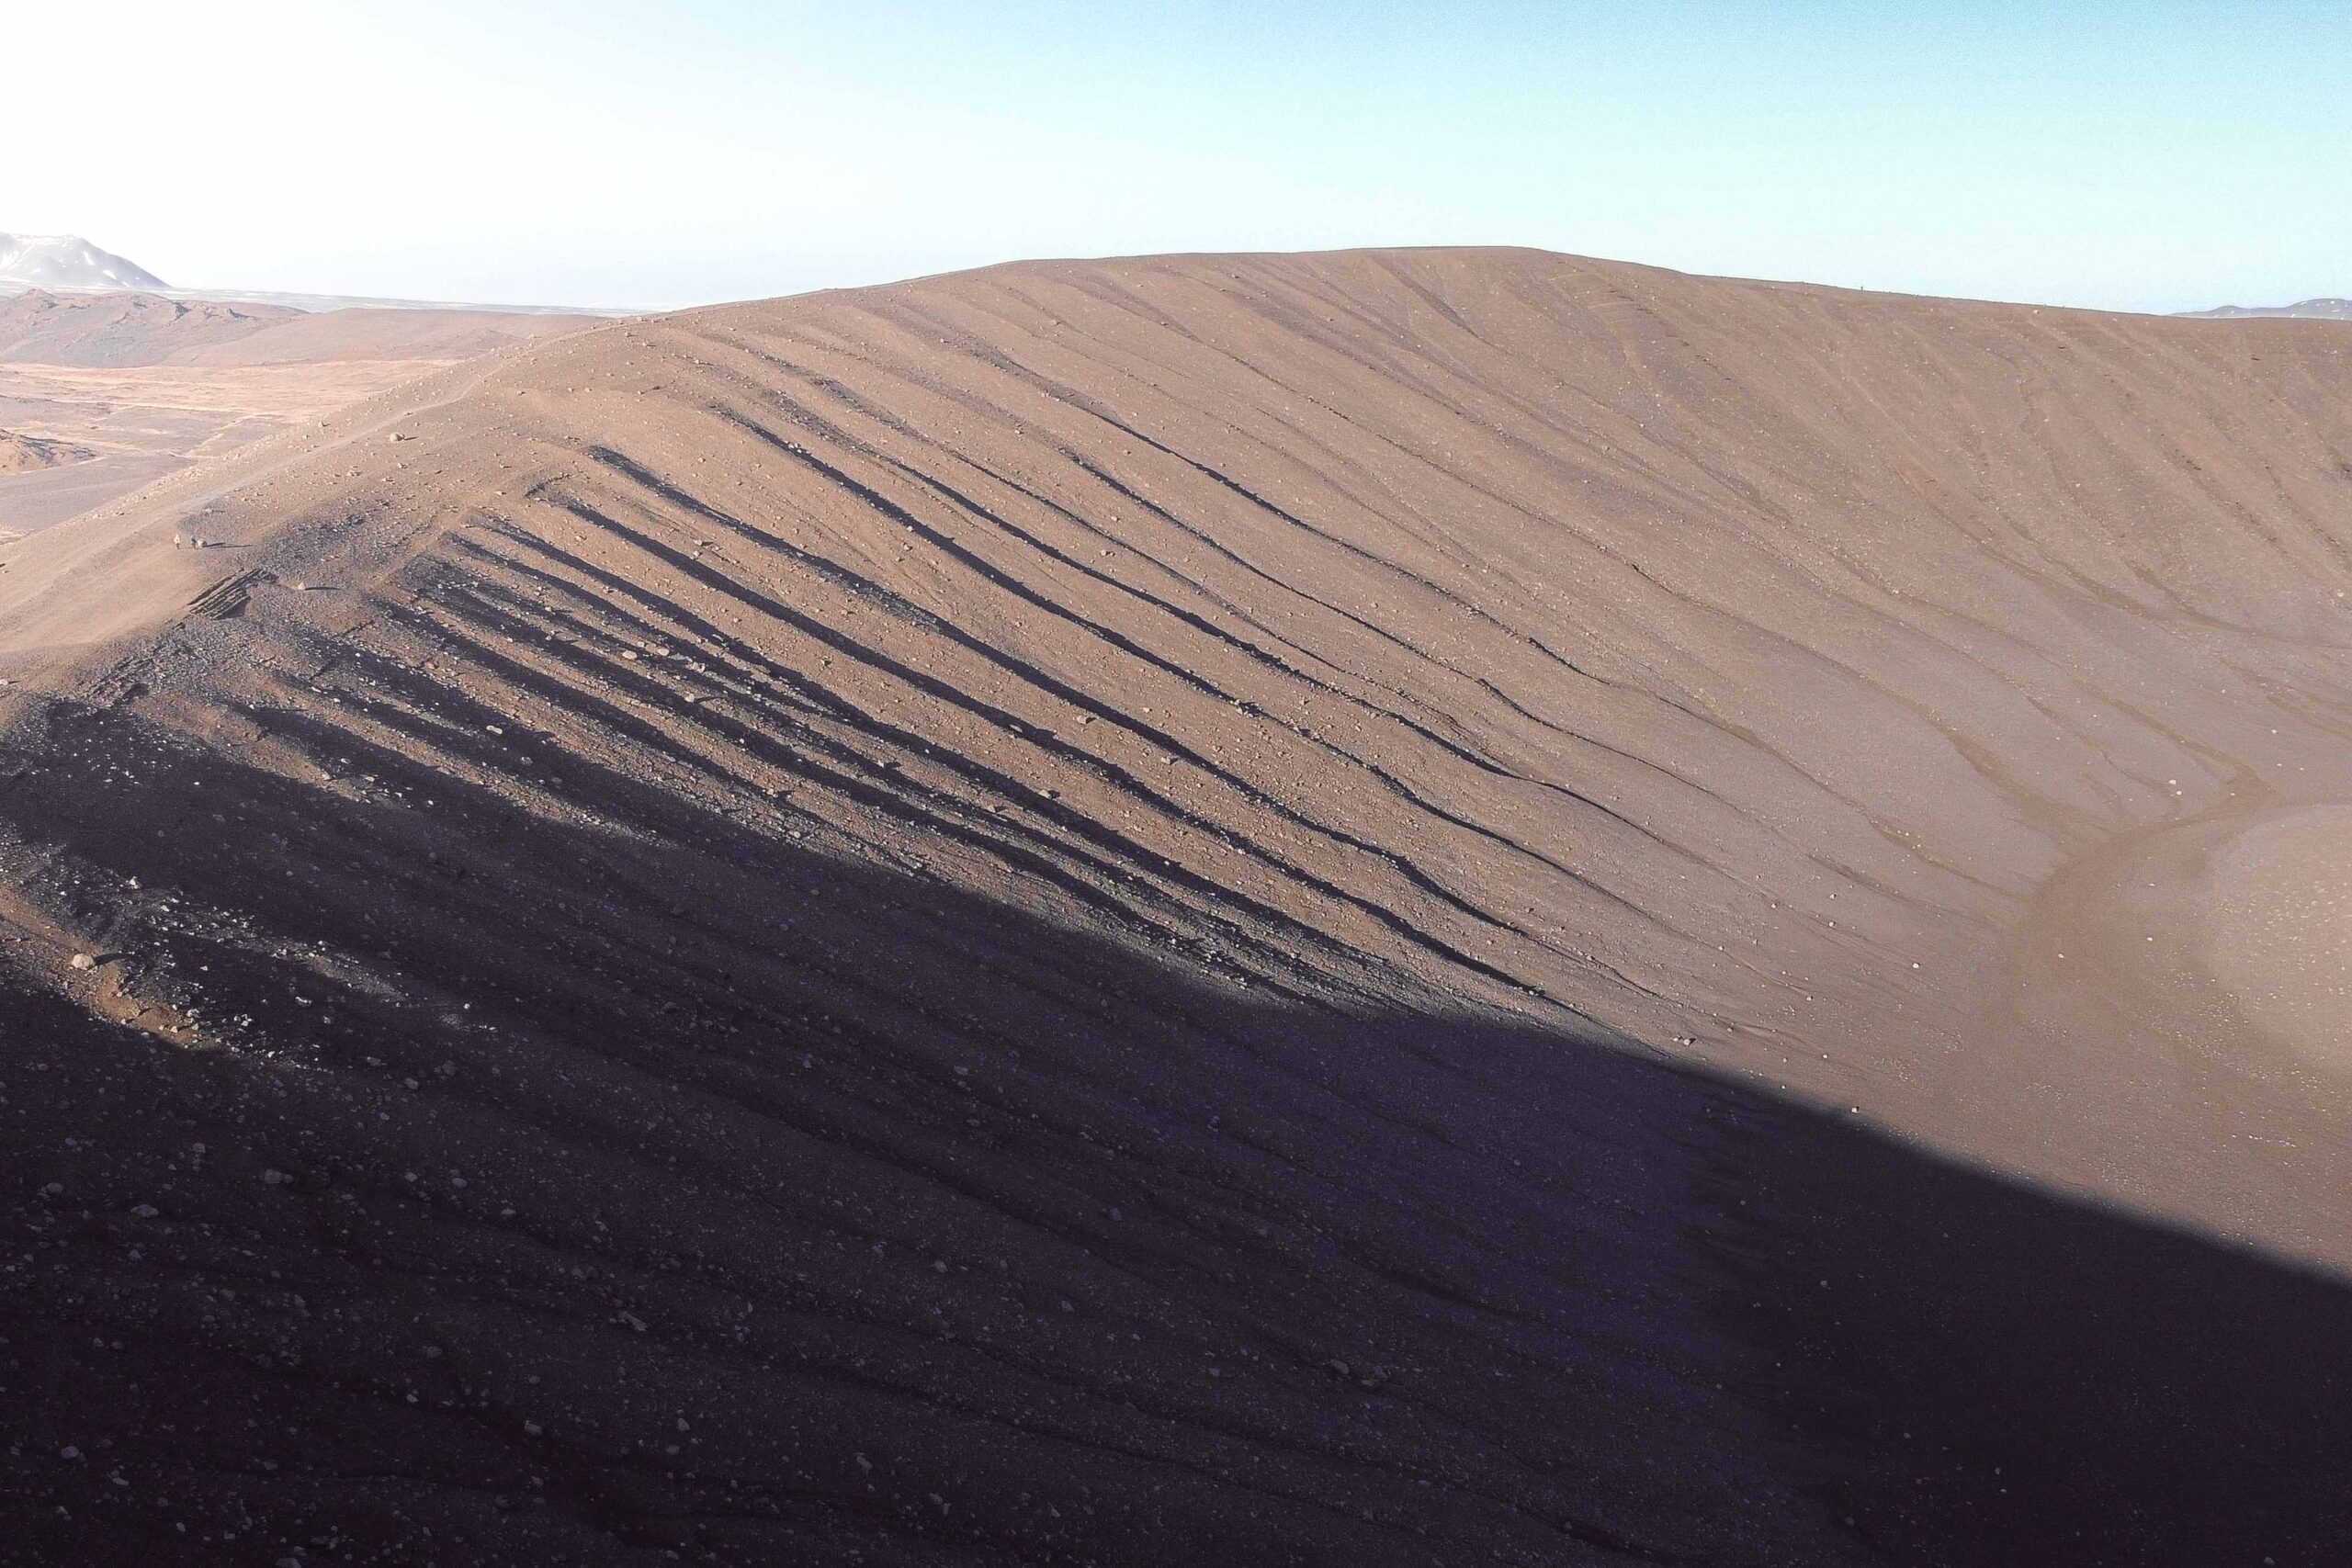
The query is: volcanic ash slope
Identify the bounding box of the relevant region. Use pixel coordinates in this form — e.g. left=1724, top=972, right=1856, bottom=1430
left=0, top=248, right=2349, bottom=1565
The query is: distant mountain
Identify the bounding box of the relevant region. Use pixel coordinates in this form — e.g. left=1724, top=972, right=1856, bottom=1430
left=2179, top=298, right=2352, bottom=321
left=2, top=231, right=621, bottom=313
left=0, top=232, right=167, bottom=293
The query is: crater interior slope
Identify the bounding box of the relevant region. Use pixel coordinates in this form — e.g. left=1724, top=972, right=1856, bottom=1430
left=1, top=248, right=2349, bottom=1565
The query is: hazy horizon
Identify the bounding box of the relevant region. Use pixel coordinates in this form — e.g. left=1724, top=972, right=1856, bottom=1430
left=13, top=1, right=2350, bottom=313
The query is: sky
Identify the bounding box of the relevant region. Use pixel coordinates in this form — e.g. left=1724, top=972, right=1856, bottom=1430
left=9, top=0, right=2346, bottom=311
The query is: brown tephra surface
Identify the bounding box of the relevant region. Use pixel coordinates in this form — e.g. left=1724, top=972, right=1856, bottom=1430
left=0, top=248, right=2347, bottom=1565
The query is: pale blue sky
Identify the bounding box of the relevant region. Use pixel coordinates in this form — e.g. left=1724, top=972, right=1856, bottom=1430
left=15, top=0, right=2346, bottom=310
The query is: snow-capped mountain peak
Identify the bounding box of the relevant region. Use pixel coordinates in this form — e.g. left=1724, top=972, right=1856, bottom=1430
left=0, top=232, right=167, bottom=293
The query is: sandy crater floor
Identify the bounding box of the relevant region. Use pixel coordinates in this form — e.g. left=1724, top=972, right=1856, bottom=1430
left=2202, top=804, right=2352, bottom=1074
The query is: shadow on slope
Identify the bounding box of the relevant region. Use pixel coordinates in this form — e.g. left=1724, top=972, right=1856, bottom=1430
left=0, top=695, right=2344, bottom=1567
